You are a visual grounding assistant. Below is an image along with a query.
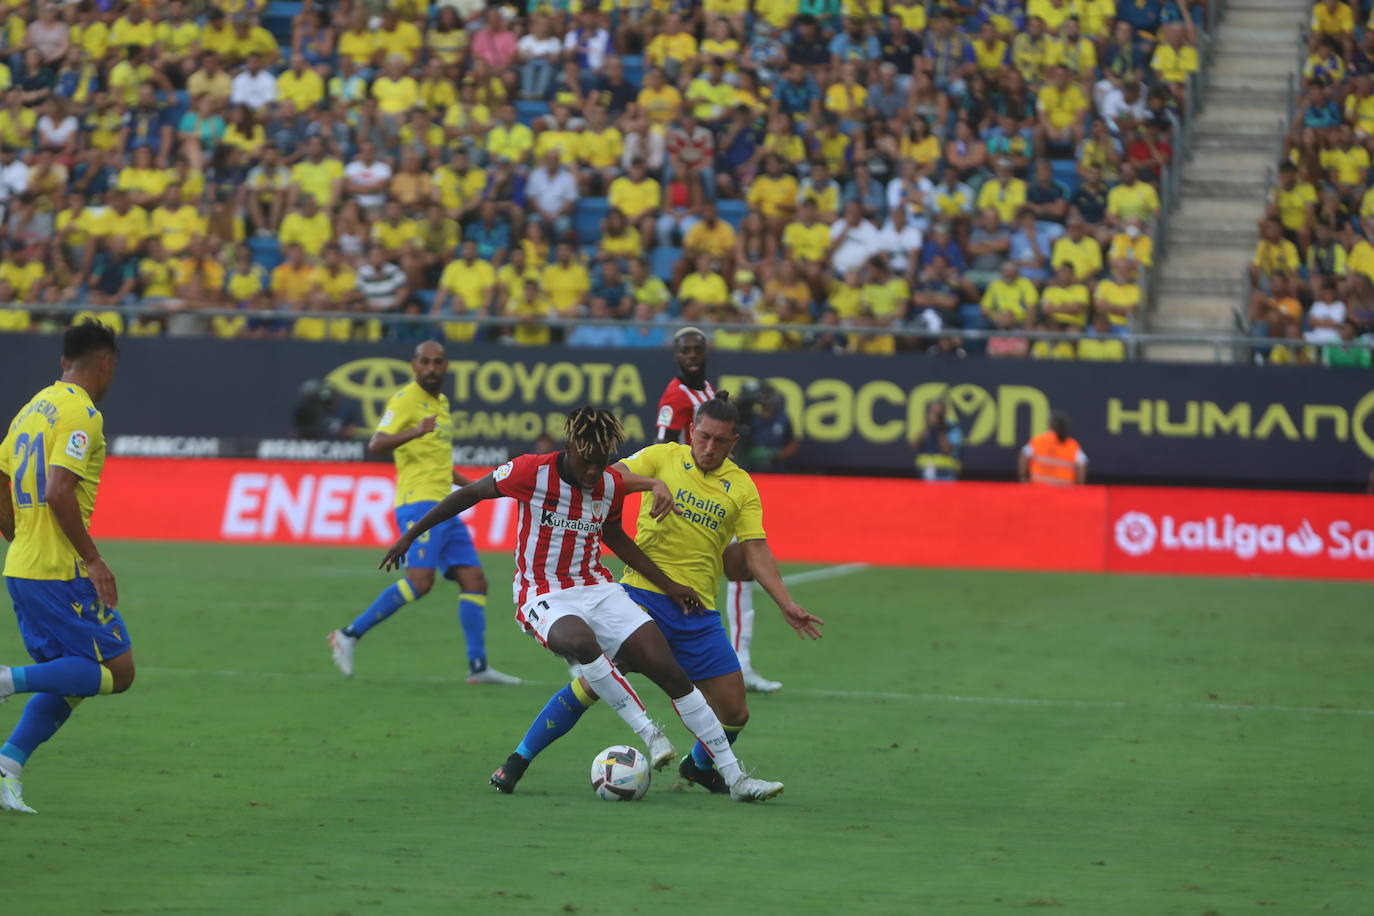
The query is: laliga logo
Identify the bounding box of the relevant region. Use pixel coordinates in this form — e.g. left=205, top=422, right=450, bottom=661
left=325, top=358, right=413, bottom=428
left=1113, top=512, right=1337, bottom=560
left=1114, top=511, right=1157, bottom=556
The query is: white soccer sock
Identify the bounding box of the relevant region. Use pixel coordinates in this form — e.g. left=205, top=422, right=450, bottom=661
left=579, top=654, right=654, bottom=742
left=728, top=581, right=756, bottom=671
left=672, top=687, right=743, bottom=785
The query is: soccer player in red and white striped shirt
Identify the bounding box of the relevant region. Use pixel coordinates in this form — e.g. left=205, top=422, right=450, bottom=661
left=380, top=406, right=785, bottom=802
left=656, top=328, right=780, bottom=694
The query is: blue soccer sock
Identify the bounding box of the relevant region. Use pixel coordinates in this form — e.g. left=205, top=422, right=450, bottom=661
left=344, top=580, right=418, bottom=639
left=691, top=723, right=744, bottom=771
left=6, top=657, right=109, bottom=697
left=458, top=592, right=487, bottom=667
left=0, top=694, right=82, bottom=774
left=514, top=679, right=597, bottom=761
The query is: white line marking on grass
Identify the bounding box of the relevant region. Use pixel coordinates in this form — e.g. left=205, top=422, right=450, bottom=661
left=776, top=562, right=869, bottom=587
left=140, top=667, right=1374, bottom=718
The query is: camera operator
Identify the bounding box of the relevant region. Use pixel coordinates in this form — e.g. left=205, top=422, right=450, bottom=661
left=291, top=379, right=365, bottom=441
left=737, top=382, right=799, bottom=473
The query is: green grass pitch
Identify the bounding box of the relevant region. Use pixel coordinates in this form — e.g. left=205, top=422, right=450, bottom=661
left=0, top=541, right=1370, bottom=914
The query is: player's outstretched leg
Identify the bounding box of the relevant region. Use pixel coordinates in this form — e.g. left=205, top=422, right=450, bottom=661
left=454, top=567, right=519, bottom=685
left=0, top=652, right=133, bottom=815
left=492, top=616, right=672, bottom=793
left=617, top=624, right=783, bottom=803
left=329, top=577, right=423, bottom=676
left=490, top=678, right=598, bottom=794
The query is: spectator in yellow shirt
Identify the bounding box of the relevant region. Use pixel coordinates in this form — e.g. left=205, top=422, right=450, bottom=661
left=288, top=136, right=344, bottom=209
left=485, top=103, right=535, bottom=165
left=433, top=240, right=494, bottom=342
left=1040, top=264, right=1091, bottom=328
left=542, top=242, right=592, bottom=315
left=747, top=155, right=801, bottom=235
left=636, top=67, right=684, bottom=129
left=1094, top=259, right=1142, bottom=329
left=270, top=244, right=320, bottom=309
left=608, top=158, right=663, bottom=241
left=683, top=202, right=736, bottom=267
left=1050, top=216, right=1104, bottom=280
left=645, top=14, right=697, bottom=80
left=1105, top=163, right=1160, bottom=229
left=1035, top=66, right=1089, bottom=157
left=1150, top=23, right=1199, bottom=101
left=1311, top=0, right=1355, bottom=48
left=576, top=106, right=624, bottom=193
left=678, top=253, right=731, bottom=319
left=507, top=278, right=554, bottom=346
left=1250, top=218, right=1302, bottom=289
left=277, top=55, right=325, bottom=111
left=981, top=261, right=1038, bottom=329
left=372, top=54, right=420, bottom=130
left=976, top=157, right=1028, bottom=225
left=149, top=187, right=205, bottom=255
left=279, top=195, right=333, bottom=258
left=1108, top=220, right=1154, bottom=270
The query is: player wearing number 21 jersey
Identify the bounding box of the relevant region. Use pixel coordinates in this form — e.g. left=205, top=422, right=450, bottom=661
left=0, top=322, right=135, bottom=815
left=381, top=406, right=785, bottom=802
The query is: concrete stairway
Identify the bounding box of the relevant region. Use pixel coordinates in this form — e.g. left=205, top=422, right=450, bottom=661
left=1145, top=0, right=1310, bottom=362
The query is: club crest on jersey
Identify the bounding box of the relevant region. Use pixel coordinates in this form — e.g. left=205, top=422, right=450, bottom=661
left=722, top=480, right=731, bottom=492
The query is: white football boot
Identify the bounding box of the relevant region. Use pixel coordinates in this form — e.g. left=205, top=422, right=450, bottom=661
left=327, top=630, right=356, bottom=677
left=729, top=771, right=785, bottom=803
left=0, top=772, right=36, bottom=814
left=0, top=665, right=13, bottom=703
left=466, top=664, right=521, bottom=685
left=644, top=722, right=677, bottom=770
left=741, top=669, right=783, bottom=694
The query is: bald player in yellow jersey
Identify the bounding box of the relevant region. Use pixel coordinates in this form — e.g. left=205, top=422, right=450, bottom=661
left=327, top=341, right=518, bottom=685
left=0, top=322, right=133, bottom=814
left=488, top=392, right=823, bottom=795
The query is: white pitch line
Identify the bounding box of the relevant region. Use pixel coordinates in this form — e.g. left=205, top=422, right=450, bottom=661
left=776, top=562, right=870, bottom=587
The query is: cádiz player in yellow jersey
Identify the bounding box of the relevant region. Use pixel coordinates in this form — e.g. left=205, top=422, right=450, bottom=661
left=328, top=341, right=518, bottom=685
left=489, top=392, right=823, bottom=794
left=0, top=322, right=133, bottom=814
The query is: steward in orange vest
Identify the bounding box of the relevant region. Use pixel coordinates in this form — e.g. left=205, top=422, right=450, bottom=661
left=1019, top=411, right=1087, bottom=485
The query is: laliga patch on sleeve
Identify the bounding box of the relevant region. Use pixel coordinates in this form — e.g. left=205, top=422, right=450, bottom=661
left=493, top=461, right=514, bottom=482
left=656, top=405, right=674, bottom=427
left=379, top=409, right=395, bottom=429
left=65, top=430, right=91, bottom=461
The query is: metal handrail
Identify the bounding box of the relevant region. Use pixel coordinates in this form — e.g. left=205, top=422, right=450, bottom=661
left=7, top=302, right=1370, bottom=363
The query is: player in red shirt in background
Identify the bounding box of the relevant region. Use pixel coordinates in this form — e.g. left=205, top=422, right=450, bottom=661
left=380, top=406, right=786, bottom=802
left=656, top=327, right=781, bottom=693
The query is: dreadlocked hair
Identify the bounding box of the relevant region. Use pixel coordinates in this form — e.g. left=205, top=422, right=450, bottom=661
left=564, top=406, right=625, bottom=459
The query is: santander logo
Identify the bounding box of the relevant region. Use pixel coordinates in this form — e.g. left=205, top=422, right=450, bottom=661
left=1113, top=511, right=1374, bottom=562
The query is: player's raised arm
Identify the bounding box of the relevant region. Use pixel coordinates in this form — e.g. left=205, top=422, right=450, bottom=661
left=0, top=471, right=14, bottom=542
left=380, top=474, right=499, bottom=570
left=740, top=538, right=825, bottom=640
left=46, top=466, right=118, bottom=608
left=611, top=462, right=680, bottom=521
left=368, top=414, right=436, bottom=455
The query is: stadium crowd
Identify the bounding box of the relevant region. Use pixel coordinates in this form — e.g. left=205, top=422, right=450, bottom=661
left=0, top=0, right=1208, bottom=359
left=1249, top=0, right=1374, bottom=367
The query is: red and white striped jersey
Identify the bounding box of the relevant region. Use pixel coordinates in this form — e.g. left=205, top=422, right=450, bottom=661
left=492, top=451, right=626, bottom=608
left=656, top=377, right=716, bottom=444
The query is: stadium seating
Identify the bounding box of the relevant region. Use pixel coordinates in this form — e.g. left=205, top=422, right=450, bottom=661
left=0, top=0, right=1240, bottom=361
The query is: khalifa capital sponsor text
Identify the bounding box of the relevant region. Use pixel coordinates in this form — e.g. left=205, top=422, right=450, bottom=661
left=1114, top=511, right=1374, bottom=562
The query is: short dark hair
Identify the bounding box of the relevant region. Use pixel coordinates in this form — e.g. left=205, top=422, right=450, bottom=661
left=695, top=391, right=739, bottom=427
left=63, top=319, right=119, bottom=361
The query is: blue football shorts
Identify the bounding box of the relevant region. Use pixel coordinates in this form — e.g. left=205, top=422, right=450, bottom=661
left=6, top=576, right=132, bottom=664
left=396, top=501, right=480, bottom=576
left=621, top=584, right=741, bottom=681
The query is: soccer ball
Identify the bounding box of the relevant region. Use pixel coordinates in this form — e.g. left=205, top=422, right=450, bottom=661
left=590, top=745, right=651, bottom=801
